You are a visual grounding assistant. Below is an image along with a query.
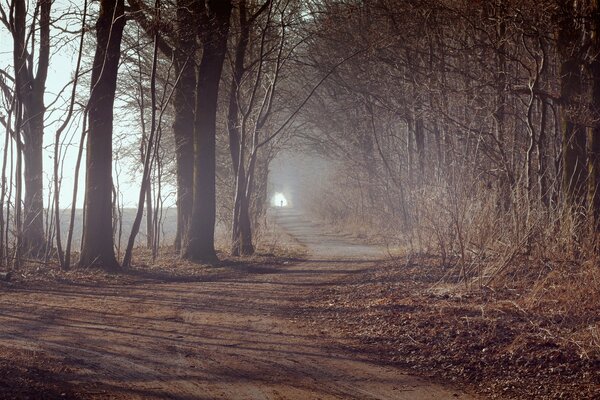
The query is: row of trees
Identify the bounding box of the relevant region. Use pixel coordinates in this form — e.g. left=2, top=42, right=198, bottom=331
left=301, top=0, right=599, bottom=270
left=5, top=0, right=598, bottom=272
left=0, top=0, right=308, bottom=269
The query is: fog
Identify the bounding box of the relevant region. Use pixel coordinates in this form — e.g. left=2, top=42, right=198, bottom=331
left=268, top=151, right=333, bottom=212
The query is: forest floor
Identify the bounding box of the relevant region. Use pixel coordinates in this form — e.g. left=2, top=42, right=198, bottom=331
left=0, top=208, right=597, bottom=399
left=300, top=257, right=600, bottom=400
left=0, top=208, right=473, bottom=400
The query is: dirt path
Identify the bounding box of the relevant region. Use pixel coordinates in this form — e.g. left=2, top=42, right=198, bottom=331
left=0, top=209, right=475, bottom=399
left=272, top=209, right=386, bottom=260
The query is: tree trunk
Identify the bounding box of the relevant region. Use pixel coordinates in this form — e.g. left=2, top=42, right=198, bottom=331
left=145, top=184, right=153, bottom=248
left=562, top=121, right=587, bottom=206
left=230, top=177, right=249, bottom=257
left=406, top=116, right=414, bottom=185
left=172, top=0, right=197, bottom=251
left=228, top=0, right=250, bottom=256
left=54, top=0, right=88, bottom=269
left=587, top=128, right=600, bottom=229
left=558, top=0, right=587, bottom=208
left=240, top=151, right=259, bottom=256
left=15, top=110, right=23, bottom=270
left=122, top=3, right=160, bottom=269
left=0, top=125, right=9, bottom=264
left=21, top=115, right=45, bottom=256
left=79, top=0, right=126, bottom=269
left=588, top=0, right=600, bottom=231
left=414, top=116, right=425, bottom=184
left=538, top=100, right=549, bottom=207
left=251, top=154, right=269, bottom=231
left=173, top=124, right=194, bottom=250
left=182, top=0, right=232, bottom=262
left=235, top=191, right=254, bottom=256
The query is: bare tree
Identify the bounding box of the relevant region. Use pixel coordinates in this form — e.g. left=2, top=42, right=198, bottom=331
left=78, top=0, right=127, bottom=269
left=127, top=0, right=196, bottom=251
left=0, top=0, right=51, bottom=257
left=182, top=0, right=232, bottom=262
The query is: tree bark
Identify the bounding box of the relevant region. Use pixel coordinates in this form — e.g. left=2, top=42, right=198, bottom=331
left=537, top=100, right=549, bottom=207
left=0, top=122, right=9, bottom=264
left=587, top=127, right=600, bottom=229
left=145, top=184, right=153, bottom=248
left=79, top=0, right=126, bottom=269
left=235, top=190, right=254, bottom=256
left=182, top=0, right=232, bottom=262
left=588, top=0, right=600, bottom=230
left=172, top=0, right=197, bottom=251
left=562, top=121, right=587, bottom=206
left=558, top=0, right=587, bottom=207
left=414, top=116, right=425, bottom=184
left=22, top=115, right=45, bottom=256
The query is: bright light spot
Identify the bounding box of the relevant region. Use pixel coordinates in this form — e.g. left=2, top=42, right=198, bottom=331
left=271, top=192, right=288, bottom=207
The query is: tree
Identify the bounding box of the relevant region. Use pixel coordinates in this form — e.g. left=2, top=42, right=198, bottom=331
left=0, top=0, right=51, bottom=257
left=227, top=0, right=303, bottom=256
left=126, top=0, right=199, bottom=251
left=171, top=0, right=197, bottom=250
left=557, top=0, right=587, bottom=208
left=79, top=0, right=127, bottom=269
left=123, top=0, right=163, bottom=268
left=589, top=0, right=600, bottom=231
left=226, top=0, right=270, bottom=256
left=182, top=0, right=232, bottom=262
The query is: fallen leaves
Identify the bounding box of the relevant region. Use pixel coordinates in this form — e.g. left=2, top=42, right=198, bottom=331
left=301, top=256, right=600, bottom=399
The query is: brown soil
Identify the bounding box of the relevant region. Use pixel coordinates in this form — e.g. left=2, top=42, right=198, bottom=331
left=0, top=210, right=475, bottom=399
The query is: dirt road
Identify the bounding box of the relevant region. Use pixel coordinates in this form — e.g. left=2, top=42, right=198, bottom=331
left=0, top=208, right=475, bottom=399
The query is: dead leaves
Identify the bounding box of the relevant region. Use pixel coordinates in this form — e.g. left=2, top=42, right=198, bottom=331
left=303, top=258, right=600, bottom=399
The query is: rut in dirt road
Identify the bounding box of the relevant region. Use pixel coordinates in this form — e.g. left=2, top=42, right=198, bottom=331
left=0, top=209, right=476, bottom=399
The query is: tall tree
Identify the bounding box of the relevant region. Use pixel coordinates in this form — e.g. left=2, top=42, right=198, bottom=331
left=78, top=0, right=127, bottom=269
left=227, top=0, right=270, bottom=256
left=182, top=0, right=232, bottom=262
left=589, top=0, right=600, bottom=231
left=227, top=0, right=295, bottom=256
left=557, top=0, right=588, bottom=207
left=4, top=0, right=51, bottom=256
left=126, top=0, right=196, bottom=251
left=171, top=0, right=197, bottom=250
left=122, top=0, right=161, bottom=269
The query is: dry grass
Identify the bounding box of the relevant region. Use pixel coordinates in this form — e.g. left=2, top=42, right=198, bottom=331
left=306, top=173, right=600, bottom=398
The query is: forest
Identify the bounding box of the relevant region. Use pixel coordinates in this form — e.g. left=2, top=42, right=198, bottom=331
left=0, top=0, right=599, bottom=399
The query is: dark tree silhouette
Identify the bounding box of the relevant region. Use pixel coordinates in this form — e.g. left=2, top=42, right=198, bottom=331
left=79, top=0, right=127, bottom=269
left=182, top=0, right=232, bottom=262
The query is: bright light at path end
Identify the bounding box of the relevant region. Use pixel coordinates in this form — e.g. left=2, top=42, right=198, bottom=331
left=272, top=192, right=288, bottom=207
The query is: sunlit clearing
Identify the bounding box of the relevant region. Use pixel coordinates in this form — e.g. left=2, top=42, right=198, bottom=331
left=272, top=192, right=288, bottom=207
